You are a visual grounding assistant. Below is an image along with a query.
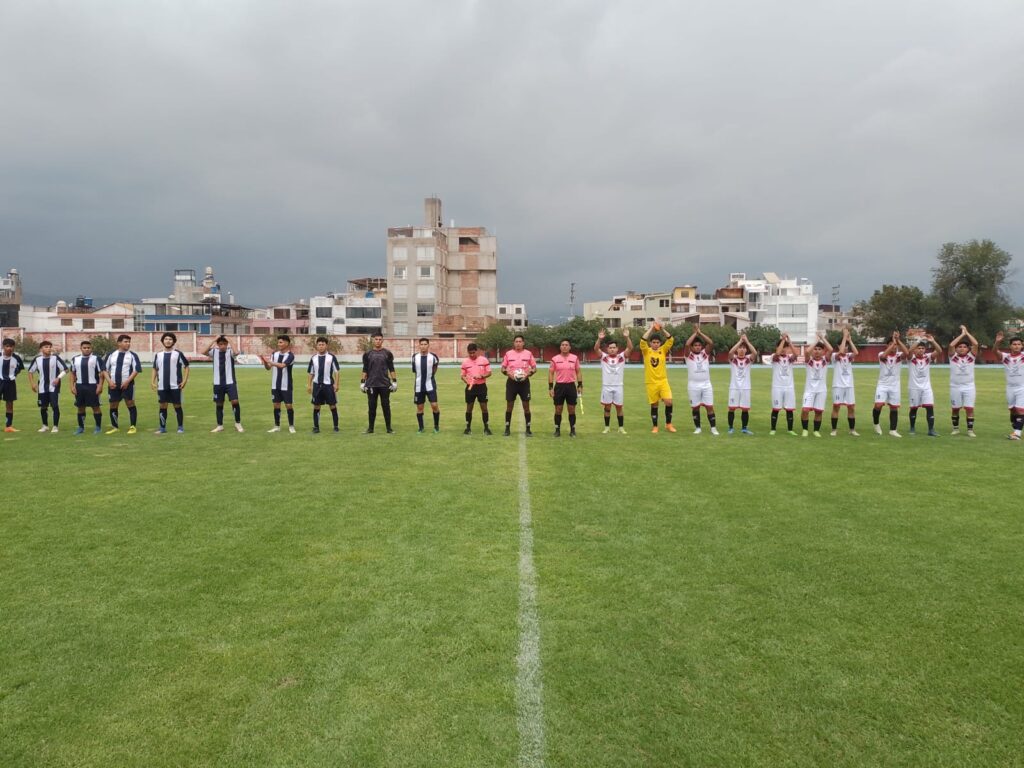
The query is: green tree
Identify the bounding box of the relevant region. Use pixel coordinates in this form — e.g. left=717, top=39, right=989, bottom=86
left=742, top=324, right=782, bottom=354
left=88, top=335, right=117, bottom=357
left=13, top=336, right=40, bottom=359
left=852, top=285, right=928, bottom=339
left=824, top=327, right=867, bottom=349
left=551, top=317, right=604, bottom=357
left=699, top=325, right=740, bottom=355
left=475, top=323, right=513, bottom=355
left=925, top=239, right=1014, bottom=344
left=523, top=325, right=555, bottom=354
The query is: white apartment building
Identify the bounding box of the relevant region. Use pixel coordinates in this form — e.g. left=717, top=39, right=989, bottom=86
left=496, top=303, right=528, bottom=329
left=20, top=302, right=137, bottom=333
left=583, top=291, right=673, bottom=329
left=309, top=278, right=386, bottom=336
left=730, top=272, right=818, bottom=344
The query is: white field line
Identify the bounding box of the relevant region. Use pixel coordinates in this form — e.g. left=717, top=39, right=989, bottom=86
left=516, top=433, right=546, bottom=768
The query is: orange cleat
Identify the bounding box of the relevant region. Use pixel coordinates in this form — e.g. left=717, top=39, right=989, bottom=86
left=665, top=424, right=677, bottom=433
left=651, top=426, right=659, bottom=434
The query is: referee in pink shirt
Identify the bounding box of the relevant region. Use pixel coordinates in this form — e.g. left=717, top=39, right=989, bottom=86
left=548, top=338, right=582, bottom=437
left=461, top=343, right=493, bottom=435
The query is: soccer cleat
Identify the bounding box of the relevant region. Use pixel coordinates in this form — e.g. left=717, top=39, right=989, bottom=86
left=312, top=427, right=320, bottom=434
left=126, top=426, right=136, bottom=435
left=813, top=431, right=821, bottom=438
left=4, top=426, right=19, bottom=433
left=741, top=428, right=754, bottom=435
left=463, top=428, right=471, bottom=435
left=155, top=427, right=166, bottom=434
left=950, top=427, right=960, bottom=436
left=335, top=427, right=341, bottom=433
left=665, top=424, right=677, bottom=433
left=417, top=427, right=424, bottom=434
left=553, top=427, right=561, bottom=437
left=602, top=426, right=610, bottom=434
left=177, top=427, right=184, bottom=434
left=850, top=430, right=860, bottom=437
left=788, top=430, right=798, bottom=436
left=651, top=426, right=659, bottom=434
left=966, top=429, right=976, bottom=438
left=692, top=427, right=702, bottom=435
left=524, top=428, right=532, bottom=437
left=74, top=427, right=85, bottom=435
left=618, top=427, right=627, bottom=434
left=503, top=427, right=511, bottom=437
left=769, top=430, right=776, bottom=435
left=830, top=429, right=837, bottom=436
left=889, top=430, right=902, bottom=438
left=728, top=428, right=735, bottom=435
left=927, top=430, right=939, bottom=437
left=710, top=427, right=719, bottom=436
left=908, top=428, right=916, bottom=435
left=105, top=427, right=119, bottom=435
left=483, top=427, right=492, bottom=436
left=874, top=424, right=883, bottom=435
left=38, top=425, right=50, bottom=433
left=51, top=427, right=59, bottom=433
left=288, top=426, right=296, bottom=434
left=235, top=423, right=244, bottom=433
left=433, top=427, right=439, bottom=434
left=569, top=429, right=576, bottom=437
left=385, top=428, right=393, bottom=434
left=93, top=427, right=102, bottom=435
left=211, top=425, right=224, bottom=433
left=1008, top=433, right=1020, bottom=441
left=267, top=426, right=281, bottom=433
left=363, top=428, right=373, bottom=434
left=801, top=429, right=809, bottom=437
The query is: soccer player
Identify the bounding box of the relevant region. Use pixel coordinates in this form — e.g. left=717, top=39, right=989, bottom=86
left=104, top=334, right=141, bottom=434
left=361, top=332, right=397, bottom=434
left=27, top=341, right=67, bottom=432
left=830, top=327, right=859, bottom=437
left=684, top=325, right=718, bottom=435
left=907, top=334, right=942, bottom=436
left=948, top=325, right=978, bottom=437
left=262, top=335, right=296, bottom=433
left=992, top=331, right=1024, bottom=440
left=204, top=336, right=244, bottom=433
left=461, top=342, right=492, bottom=435
left=151, top=332, right=190, bottom=434
left=412, top=337, right=441, bottom=433
left=872, top=330, right=909, bottom=437
left=726, top=334, right=756, bottom=435
left=640, top=322, right=674, bottom=433
left=770, top=334, right=798, bottom=435
left=595, top=328, right=633, bottom=434
left=548, top=338, right=582, bottom=437
left=69, top=340, right=105, bottom=435
left=800, top=334, right=833, bottom=437
left=0, top=338, right=24, bottom=432
left=501, top=333, right=537, bottom=437
left=307, top=336, right=340, bottom=433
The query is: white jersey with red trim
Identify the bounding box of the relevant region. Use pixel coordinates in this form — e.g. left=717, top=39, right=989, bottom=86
left=803, top=357, right=829, bottom=394
left=1001, top=352, right=1024, bottom=388
left=877, top=352, right=903, bottom=388
left=600, top=351, right=627, bottom=388
left=949, top=353, right=975, bottom=388
left=686, top=350, right=711, bottom=384
left=908, top=353, right=934, bottom=390
left=771, top=354, right=796, bottom=389
left=729, top=355, right=753, bottom=391
left=831, top=352, right=855, bottom=389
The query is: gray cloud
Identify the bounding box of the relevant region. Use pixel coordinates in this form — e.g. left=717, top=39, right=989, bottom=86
left=2, top=0, right=1023, bottom=319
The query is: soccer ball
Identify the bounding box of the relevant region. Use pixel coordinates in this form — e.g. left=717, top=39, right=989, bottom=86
left=513, top=368, right=526, bottom=381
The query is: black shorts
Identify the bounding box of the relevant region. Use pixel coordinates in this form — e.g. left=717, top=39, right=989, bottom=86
left=311, top=383, right=337, bottom=406
left=414, top=389, right=438, bottom=405
left=75, top=387, right=101, bottom=408
left=272, top=388, right=293, bottom=405
left=553, top=382, right=578, bottom=406
left=0, top=380, right=17, bottom=402
left=37, top=391, right=60, bottom=409
left=506, top=378, right=532, bottom=403
left=108, top=383, right=135, bottom=403
left=213, top=383, right=239, bottom=402
left=158, top=388, right=182, bottom=405
left=465, top=384, right=488, bottom=404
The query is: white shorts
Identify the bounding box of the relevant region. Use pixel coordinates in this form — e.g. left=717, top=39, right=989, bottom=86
left=874, top=386, right=901, bottom=406
left=1007, top=387, right=1024, bottom=410
left=832, top=387, right=855, bottom=406
left=802, top=390, right=826, bottom=411
left=600, top=385, right=624, bottom=406
left=771, top=387, right=795, bottom=410
left=688, top=383, right=714, bottom=407
left=728, top=388, right=751, bottom=409
left=949, top=386, right=976, bottom=409
left=908, top=387, right=934, bottom=408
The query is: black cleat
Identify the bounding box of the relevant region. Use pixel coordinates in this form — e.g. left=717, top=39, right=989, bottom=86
left=569, top=429, right=577, bottom=437
left=463, top=428, right=471, bottom=435
left=386, top=428, right=395, bottom=434
left=553, top=427, right=561, bottom=437
left=312, top=427, right=320, bottom=434
left=525, top=428, right=533, bottom=437
left=503, top=427, right=511, bottom=437
left=484, top=427, right=493, bottom=435
left=362, top=428, right=374, bottom=435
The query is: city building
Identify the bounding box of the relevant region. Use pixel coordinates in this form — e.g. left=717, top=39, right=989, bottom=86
left=20, top=301, right=136, bottom=334
left=139, top=266, right=252, bottom=335
left=385, top=198, right=498, bottom=337
left=309, top=278, right=387, bottom=336
left=496, top=303, right=528, bottom=330
left=728, top=272, right=818, bottom=344
left=0, top=268, right=22, bottom=328
left=583, top=291, right=673, bottom=329
left=251, top=302, right=310, bottom=336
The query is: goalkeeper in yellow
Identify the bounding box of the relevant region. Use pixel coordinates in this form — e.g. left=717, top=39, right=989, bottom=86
left=640, top=321, right=675, bottom=433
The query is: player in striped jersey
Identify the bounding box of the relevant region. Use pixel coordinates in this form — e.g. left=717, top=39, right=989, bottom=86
left=412, top=337, right=441, bottom=433
left=800, top=335, right=832, bottom=437
left=261, top=335, right=296, bottom=433
left=104, top=334, right=141, bottom=434
left=640, top=322, right=674, bottom=433
left=907, top=334, right=942, bottom=437
left=829, top=327, right=859, bottom=436
left=205, top=336, right=244, bottom=433
left=993, top=331, right=1024, bottom=440
left=151, top=332, right=190, bottom=434
left=307, top=336, right=340, bottom=433
left=69, top=340, right=105, bottom=435
left=770, top=335, right=798, bottom=435
left=684, top=326, right=718, bottom=435
left=726, top=334, right=756, bottom=435
left=595, top=329, right=632, bottom=434
left=873, top=331, right=909, bottom=437
left=1, top=338, right=24, bottom=432
left=947, top=325, right=978, bottom=437
left=27, top=340, right=67, bottom=432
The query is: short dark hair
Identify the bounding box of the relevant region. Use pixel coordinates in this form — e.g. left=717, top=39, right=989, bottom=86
left=513, top=334, right=525, bottom=342
left=116, top=334, right=131, bottom=342
left=467, top=343, right=478, bottom=352
left=315, top=336, right=328, bottom=345
left=161, top=332, right=177, bottom=344
left=277, top=334, right=290, bottom=343
left=814, top=342, right=825, bottom=349
left=215, top=335, right=228, bottom=344
left=81, top=340, right=92, bottom=347
left=649, top=335, right=663, bottom=344
left=418, top=337, right=429, bottom=344
left=2, top=338, right=15, bottom=347
left=1011, top=337, right=1022, bottom=345
left=692, top=337, right=704, bottom=345
left=372, top=332, right=383, bottom=339
left=39, top=340, right=53, bottom=348
left=559, top=338, right=571, bottom=346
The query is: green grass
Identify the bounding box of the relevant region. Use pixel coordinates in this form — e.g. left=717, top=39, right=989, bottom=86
left=1, top=364, right=1022, bottom=766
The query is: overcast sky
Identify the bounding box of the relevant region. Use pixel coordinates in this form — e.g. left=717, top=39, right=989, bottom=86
left=3, top=0, right=1023, bottom=321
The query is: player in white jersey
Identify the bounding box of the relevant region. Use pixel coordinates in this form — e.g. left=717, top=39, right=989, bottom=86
left=907, top=334, right=942, bottom=437
left=829, top=326, right=859, bottom=436
left=70, top=339, right=105, bottom=435
left=413, top=337, right=442, bottom=433
left=993, top=331, right=1024, bottom=439
left=151, top=332, right=190, bottom=433
left=726, top=334, right=756, bottom=435
left=103, top=334, right=141, bottom=434
left=262, top=335, right=296, bottom=433
left=204, top=336, right=244, bottom=433
left=684, top=326, right=718, bottom=435
left=770, top=335, right=798, bottom=435
left=800, top=334, right=833, bottom=437
left=27, top=340, right=67, bottom=432
left=872, top=331, right=909, bottom=437
left=594, top=329, right=633, bottom=434
left=947, top=325, right=978, bottom=437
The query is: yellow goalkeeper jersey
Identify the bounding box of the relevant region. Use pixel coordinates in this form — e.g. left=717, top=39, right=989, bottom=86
left=640, top=336, right=673, bottom=383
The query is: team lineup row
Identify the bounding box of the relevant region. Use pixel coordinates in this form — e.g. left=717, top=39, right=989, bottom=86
left=2, top=324, right=1024, bottom=439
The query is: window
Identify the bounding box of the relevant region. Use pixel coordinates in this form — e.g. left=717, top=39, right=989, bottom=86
left=111, top=319, right=125, bottom=330
left=514, top=307, right=523, bottom=314
left=416, top=246, right=434, bottom=261
left=418, top=265, right=433, bottom=278
left=659, top=299, right=670, bottom=308
left=393, top=285, right=408, bottom=299
left=392, top=246, right=408, bottom=261
left=61, top=318, right=73, bottom=327
left=333, top=318, right=345, bottom=325
left=346, top=306, right=381, bottom=319
left=273, top=308, right=290, bottom=319
left=82, top=319, right=95, bottom=330
left=392, top=302, right=407, bottom=315
left=393, top=265, right=407, bottom=279
left=315, top=307, right=333, bottom=318
left=393, top=322, right=408, bottom=336
left=416, top=303, right=435, bottom=317
left=417, top=284, right=435, bottom=299
left=315, top=326, right=328, bottom=335
left=499, top=306, right=507, bottom=314
left=348, top=325, right=379, bottom=336
left=417, top=322, right=433, bottom=335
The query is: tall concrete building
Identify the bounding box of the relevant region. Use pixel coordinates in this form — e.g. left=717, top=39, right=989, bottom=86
left=385, top=198, right=497, bottom=337
left=0, top=268, right=22, bottom=329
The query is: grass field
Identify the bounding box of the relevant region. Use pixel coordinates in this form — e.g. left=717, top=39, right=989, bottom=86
left=2, top=364, right=1022, bottom=767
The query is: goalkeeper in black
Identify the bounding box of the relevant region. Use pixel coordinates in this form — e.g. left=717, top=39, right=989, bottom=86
left=361, top=332, right=397, bottom=434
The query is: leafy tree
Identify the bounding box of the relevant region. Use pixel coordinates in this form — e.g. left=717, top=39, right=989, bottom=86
left=551, top=317, right=604, bottom=357
left=13, top=336, right=41, bottom=359
left=699, top=324, right=740, bottom=355
left=475, top=323, right=513, bottom=355
left=523, top=324, right=555, bottom=353
left=88, top=335, right=117, bottom=357
left=926, top=239, right=1014, bottom=344
left=824, top=327, right=867, bottom=349
left=852, top=285, right=927, bottom=339
left=742, top=324, right=782, bottom=354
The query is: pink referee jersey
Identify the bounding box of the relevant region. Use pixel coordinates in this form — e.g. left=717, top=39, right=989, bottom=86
left=461, top=356, right=491, bottom=386
left=501, top=349, right=537, bottom=374
left=549, top=353, right=580, bottom=384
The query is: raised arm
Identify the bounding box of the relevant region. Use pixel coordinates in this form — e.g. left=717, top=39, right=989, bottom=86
left=845, top=328, right=859, bottom=356
left=993, top=331, right=1005, bottom=360
left=623, top=331, right=634, bottom=357
left=925, top=334, right=942, bottom=362
left=819, top=333, right=833, bottom=357
left=594, top=329, right=606, bottom=356
left=893, top=331, right=910, bottom=358
left=728, top=337, right=744, bottom=361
